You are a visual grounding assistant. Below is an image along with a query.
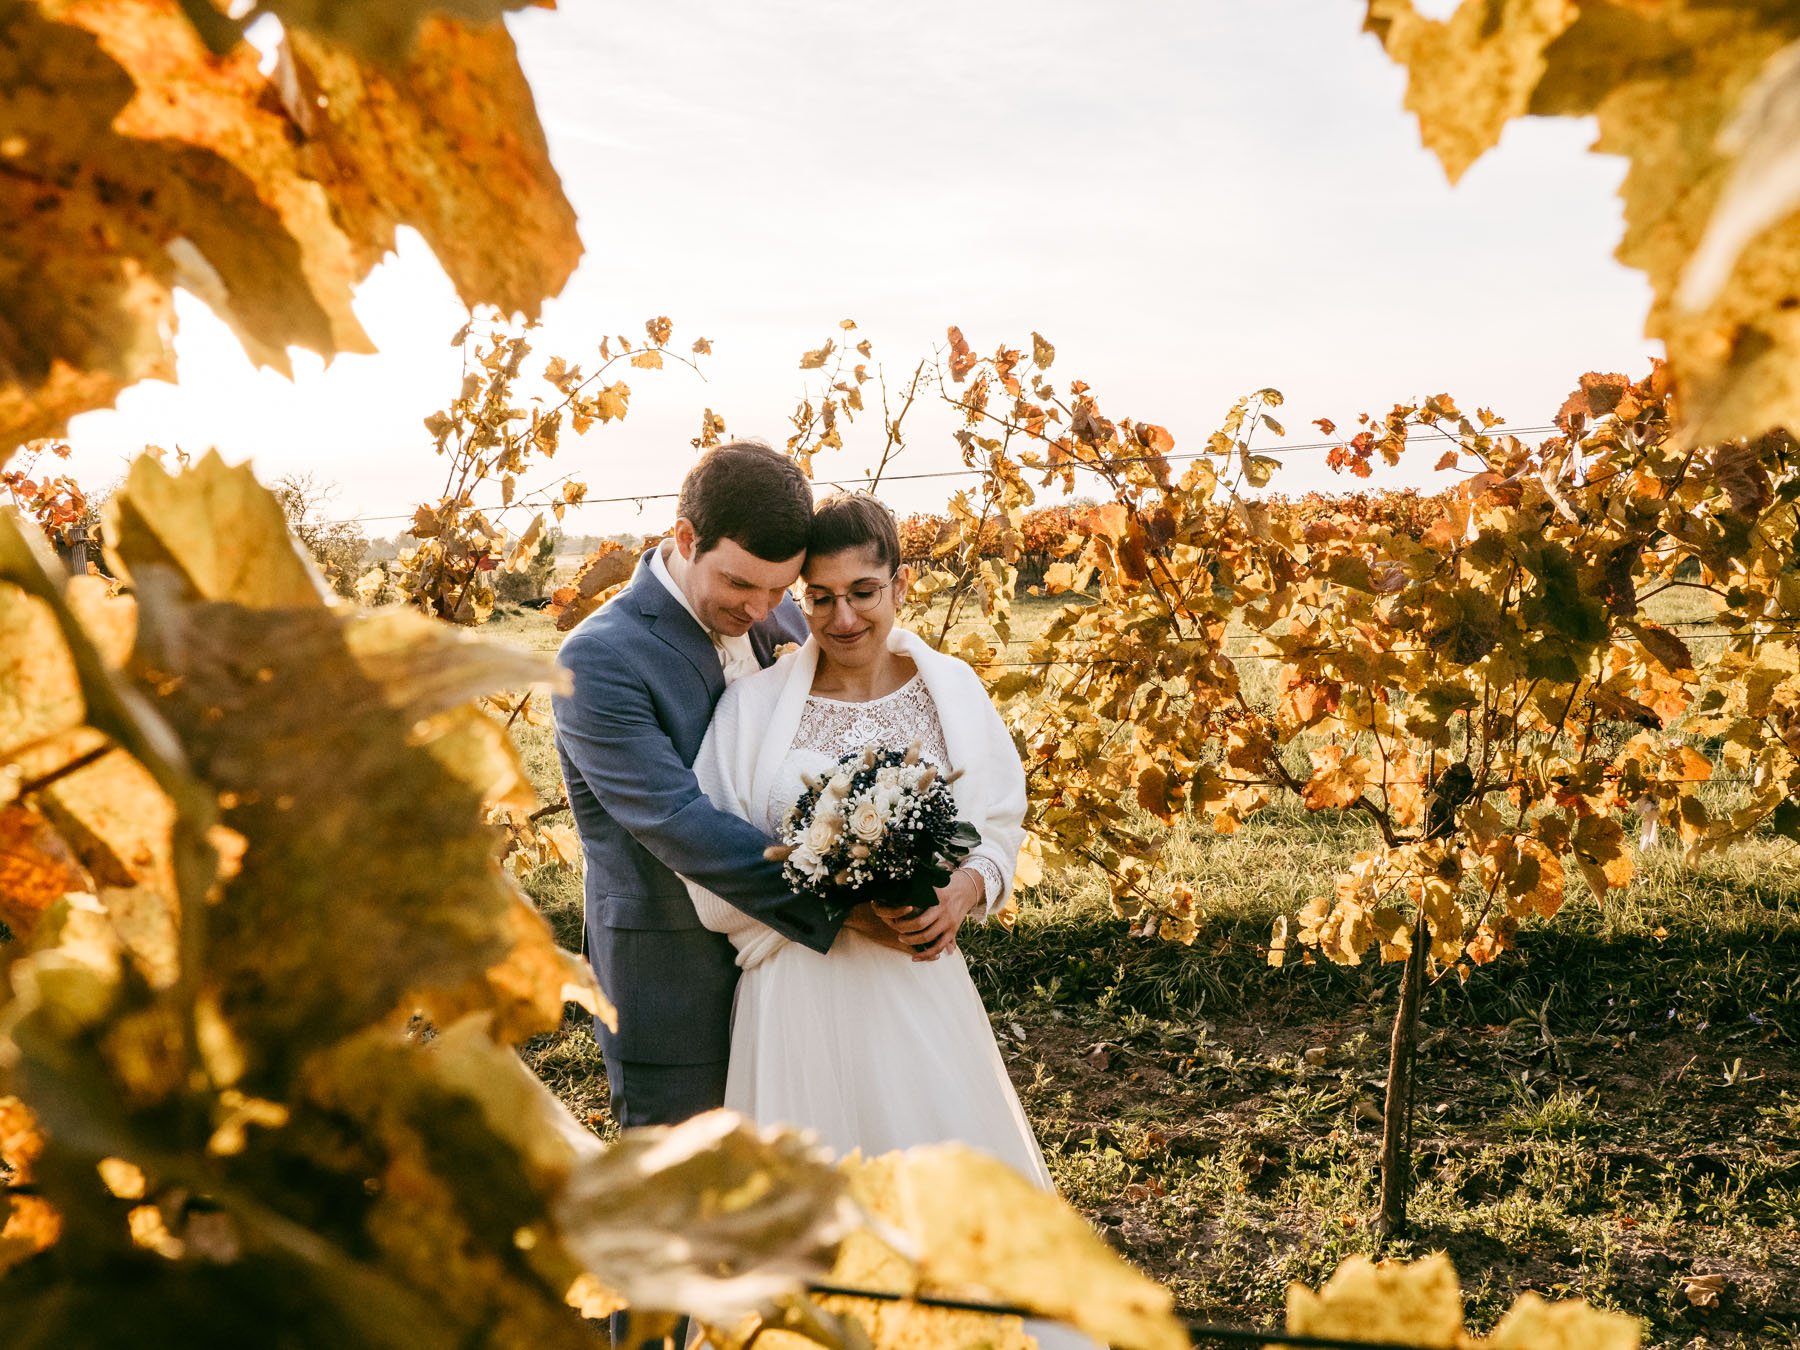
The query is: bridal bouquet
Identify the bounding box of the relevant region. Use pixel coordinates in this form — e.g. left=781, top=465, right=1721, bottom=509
left=765, top=742, right=981, bottom=919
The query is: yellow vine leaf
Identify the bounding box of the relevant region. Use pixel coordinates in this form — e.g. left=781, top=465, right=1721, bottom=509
left=1681, top=40, right=1800, bottom=312
left=0, top=1194, right=60, bottom=1277
left=0, top=1095, right=51, bottom=1276
left=0, top=1097, right=44, bottom=1182
left=105, top=445, right=321, bottom=605
left=1302, top=744, right=1373, bottom=812
left=1363, top=0, right=1576, bottom=184
left=0, top=0, right=579, bottom=457
left=103, top=452, right=595, bottom=1083
left=0, top=572, right=87, bottom=767
left=1483, top=1291, right=1639, bottom=1350
left=815, top=1146, right=1188, bottom=1350
left=1012, top=831, right=1045, bottom=891
left=283, top=17, right=580, bottom=316
left=66, top=0, right=375, bottom=366
left=5, top=892, right=127, bottom=1046
left=5, top=459, right=835, bottom=1344
left=0, top=567, right=182, bottom=989
left=1282, top=1254, right=1639, bottom=1349
left=1366, top=0, right=1800, bottom=443
left=248, top=0, right=540, bottom=65
left=33, top=749, right=183, bottom=990
left=62, top=572, right=138, bottom=670
left=417, top=898, right=615, bottom=1045
left=0, top=804, right=89, bottom=938
left=780, top=1152, right=1034, bottom=1350
left=550, top=536, right=654, bottom=632
left=1284, top=1252, right=1465, bottom=1348
left=554, top=1109, right=860, bottom=1326
left=1496, top=835, right=1565, bottom=921
left=295, top=1019, right=633, bottom=1346
left=1571, top=813, right=1632, bottom=902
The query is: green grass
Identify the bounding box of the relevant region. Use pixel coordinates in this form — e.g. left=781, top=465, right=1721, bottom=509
left=484, top=600, right=1800, bottom=1348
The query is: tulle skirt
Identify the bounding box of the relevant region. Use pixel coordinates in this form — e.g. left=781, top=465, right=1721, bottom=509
left=727, top=928, right=1100, bottom=1350
left=727, top=928, right=1051, bottom=1181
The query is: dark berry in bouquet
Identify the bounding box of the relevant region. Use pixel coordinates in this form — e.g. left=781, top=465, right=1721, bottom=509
left=763, top=741, right=983, bottom=923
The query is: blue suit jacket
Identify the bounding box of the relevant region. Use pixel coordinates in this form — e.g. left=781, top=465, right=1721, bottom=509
left=552, top=555, right=838, bottom=1067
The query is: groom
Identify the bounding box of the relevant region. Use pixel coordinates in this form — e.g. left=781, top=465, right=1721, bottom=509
left=553, top=440, right=897, bottom=1133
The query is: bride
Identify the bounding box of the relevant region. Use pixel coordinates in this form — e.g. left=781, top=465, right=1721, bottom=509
left=685, top=493, right=1096, bottom=1347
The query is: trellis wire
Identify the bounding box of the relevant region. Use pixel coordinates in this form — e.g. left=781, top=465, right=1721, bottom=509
left=803, top=1281, right=1478, bottom=1350
left=316, top=426, right=1567, bottom=527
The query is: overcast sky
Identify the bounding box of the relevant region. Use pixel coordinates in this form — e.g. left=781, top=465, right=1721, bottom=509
left=59, top=1, right=1658, bottom=536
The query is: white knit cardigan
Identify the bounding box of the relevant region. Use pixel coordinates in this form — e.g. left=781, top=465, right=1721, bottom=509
left=685, top=626, right=1027, bottom=969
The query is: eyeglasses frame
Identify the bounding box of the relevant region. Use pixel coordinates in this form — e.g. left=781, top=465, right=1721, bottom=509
left=796, top=570, right=900, bottom=616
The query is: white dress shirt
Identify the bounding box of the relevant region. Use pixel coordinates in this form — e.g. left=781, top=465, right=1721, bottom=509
left=650, top=540, right=762, bottom=685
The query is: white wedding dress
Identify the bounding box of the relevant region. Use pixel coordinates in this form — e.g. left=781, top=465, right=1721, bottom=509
left=720, top=676, right=1054, bottom=1179
left=686, top=636, right=1101, bottom=1350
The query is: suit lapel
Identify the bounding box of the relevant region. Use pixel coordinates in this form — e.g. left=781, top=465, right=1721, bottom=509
left=630, top=554, right=725, bottom=702
left=749, top=596, right=809, bottom=667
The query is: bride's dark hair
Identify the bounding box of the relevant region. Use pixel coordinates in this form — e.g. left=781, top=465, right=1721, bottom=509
left=807, top=492, right=900, bottom=572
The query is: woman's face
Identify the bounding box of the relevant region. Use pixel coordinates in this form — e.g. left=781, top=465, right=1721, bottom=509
left=802, top=545, right=909, bottom=668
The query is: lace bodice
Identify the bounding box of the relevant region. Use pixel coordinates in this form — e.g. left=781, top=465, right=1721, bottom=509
left=792, top=676, right=950, bottom=773
left=766, top=675, right=948, bottom=833
left=764, top=675, right=1004, bottom=905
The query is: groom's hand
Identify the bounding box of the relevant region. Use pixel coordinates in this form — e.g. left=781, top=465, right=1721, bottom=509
left=876, top=870, right=983, bottom=962
left=840, top=903, right=920, bottom=955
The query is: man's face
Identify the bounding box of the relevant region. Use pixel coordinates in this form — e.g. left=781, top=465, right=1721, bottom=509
left=676, top=520, right=804, bottom=637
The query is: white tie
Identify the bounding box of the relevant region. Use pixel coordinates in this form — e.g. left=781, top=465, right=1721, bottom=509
left=714, top=631, right=760, bottom=686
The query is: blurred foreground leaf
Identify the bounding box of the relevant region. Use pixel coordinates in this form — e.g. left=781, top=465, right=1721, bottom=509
left=799, top=1145, right=1186, bottom=1350
left=0, top=0, right=579, bottom=456
left=556, top=1108, right=861, bottom=1325
left=0, top=458, right=649, bottom=1347
left=1366, top=0, right=1800, bottom=444
left=1281, top=1253, right=1639, bottom=1349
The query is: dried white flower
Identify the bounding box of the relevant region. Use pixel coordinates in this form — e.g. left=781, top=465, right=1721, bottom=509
left=788, top=842, right=826, bottom=880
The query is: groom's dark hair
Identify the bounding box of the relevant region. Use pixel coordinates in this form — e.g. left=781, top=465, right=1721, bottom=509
left=678, top=440, right=814, bottom=560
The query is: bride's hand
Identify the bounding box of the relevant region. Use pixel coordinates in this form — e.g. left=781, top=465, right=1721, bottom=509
left=875, top=870, right=983, bottom=962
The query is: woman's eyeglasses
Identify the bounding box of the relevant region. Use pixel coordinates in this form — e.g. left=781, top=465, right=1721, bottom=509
left=797, top=575, right=896, bottom=615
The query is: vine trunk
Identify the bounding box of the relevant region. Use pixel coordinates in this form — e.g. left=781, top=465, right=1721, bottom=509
left=1377, top=912, right=1428, bottom=1239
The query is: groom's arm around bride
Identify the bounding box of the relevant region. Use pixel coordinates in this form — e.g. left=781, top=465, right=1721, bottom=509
left=552, top=443, right=852, bottom=1134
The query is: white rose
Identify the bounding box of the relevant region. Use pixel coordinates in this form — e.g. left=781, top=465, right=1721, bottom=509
left=848, top=797, right=886, bottom=843
left=828, top=772, right=854, bottom=798
left=804, top=815, right=841, bottom=854
left=874, top=785, right=903, bottom=814
left=814, top=793, right=846, bottom=824
left=788, top=842, right=826, bottom=880
left=876, top=766, right=902, bottom=789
